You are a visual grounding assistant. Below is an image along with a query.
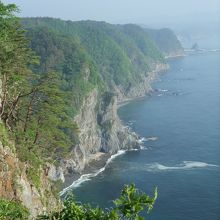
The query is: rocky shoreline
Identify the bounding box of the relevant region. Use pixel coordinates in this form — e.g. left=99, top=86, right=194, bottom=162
left=62, top=152, right=110, bottom=190
left=58, top=62, right=171, bottom=194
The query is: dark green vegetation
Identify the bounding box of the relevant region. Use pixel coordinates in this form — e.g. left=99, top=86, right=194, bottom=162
left=22, top=18, right=165, bottom=90
left=0, top=2, right=77, bottom=190
left=38, top=184, right=157, bottom=220
left=0, top=185, right=157, bottom=220
left=0, top=199, right=29, bottom=220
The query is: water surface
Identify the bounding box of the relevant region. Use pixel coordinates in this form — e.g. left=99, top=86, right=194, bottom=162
left=71, top=51, right=220, bottom=220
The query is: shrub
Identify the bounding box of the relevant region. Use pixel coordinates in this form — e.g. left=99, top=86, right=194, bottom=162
left=0, top=199, right=29, bottom=220
left=37, top=184, right=157, bottom=220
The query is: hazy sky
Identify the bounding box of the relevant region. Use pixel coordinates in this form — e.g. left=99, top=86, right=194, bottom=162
left=2, top=0, right=220, bottom=27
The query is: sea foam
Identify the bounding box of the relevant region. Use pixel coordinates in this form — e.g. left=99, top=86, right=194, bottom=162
left=144, top=161, right=219, bottom=172
left=60, top=150, right=126, bottom=195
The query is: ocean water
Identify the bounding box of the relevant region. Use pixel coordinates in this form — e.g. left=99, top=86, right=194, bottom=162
left=68, top=51, right=220, bottom=220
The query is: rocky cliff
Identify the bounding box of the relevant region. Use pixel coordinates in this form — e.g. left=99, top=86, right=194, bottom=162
left=115, top=63, right=169, bottom=102
left=59, top=62, right=168, bottom=183
left=60, top=89, right=140, bottom=179
left=0, top=140, right=59, bottom=219
left=1, top=78, right=56, bottom=218
left=0, top=46, right=172, bottom=220
left=0, top=16, right=184, bottom=218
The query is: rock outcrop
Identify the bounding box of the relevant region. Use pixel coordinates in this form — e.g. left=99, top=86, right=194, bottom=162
left=0, top=141, right=59, bottom=219
left=60, top=89, right=140, bottom=177
left=59, top=62, right=168, bottom=180
left=115, top=63, right=169, bottom=102
left=0, top=50, right=174, bottom=220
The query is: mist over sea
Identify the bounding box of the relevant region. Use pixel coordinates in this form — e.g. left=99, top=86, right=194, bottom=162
left=70, top=50, right=220, bottom=220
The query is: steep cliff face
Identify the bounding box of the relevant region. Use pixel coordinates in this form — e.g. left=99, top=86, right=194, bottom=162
left=59, top=63, right=168, bottom=179
left=1, top=30, right=167, bottom=218
left=114, top=63, right=169, bottom=102
left=60, top=89, right=139, bottom=177
left=98, top=92, right=139, bottom=153
left=20, top=20, right=174, bottom=178
left=0, top=140, right=59, bottom=219
left=1, top=73, right=59, bottom=218
left=0, top=16, right=184, bottom=218
left=61, top=89, right=102, bottom=173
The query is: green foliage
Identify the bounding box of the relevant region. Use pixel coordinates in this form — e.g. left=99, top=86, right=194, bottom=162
left=22, top=18, right=166, bottom=90
left=0, top=1, right=79, bottom=189
left=120, top=24, right=164, bottom=63
left=26, top=26, right=102, bottom=113
left=0, top=1, right=17, bottom=17
left=144, top=28, right=183, bottom=55
left=0, top=2, right=38, bottom=131
left=37, top=184, right=157, bottom=220
left=26, top=167, right=41, bottom=189
left=0, top=3, right=168, bottom=219
left=15, top=72, right=77, bottom=157
left=0, top=122, right=10, bottom=146
left=114, top=184, right=157, bottom=219
left=0, top=199, right=29, bottom=220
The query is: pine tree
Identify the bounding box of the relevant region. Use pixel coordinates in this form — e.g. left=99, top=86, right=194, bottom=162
left=0, top=2, right=78, bottom=160
left=0, top=1, right=37, bottom=130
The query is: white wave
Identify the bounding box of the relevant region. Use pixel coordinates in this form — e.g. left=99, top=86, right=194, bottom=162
left=60, top=150, right=126, bottom=195
left=209, top=49, right=220, bottom=52
left=157, top=94, right=163, bottom=97
left=185, top=48, right=220, bottom=54
left=144, top=161, right=219, bottom=172
left=182, top=161, right=219, bottom=169
left=158, top=89, right=168, bottom=92
left=140, top=145, right=149, bottom=150
left=138, top=136, right=158, bottom=144
left=107, top=150, right=126, bottom=163
left=145, top=137, right=158, bottom=141
left=129, top=148, right=139, bottom=151
left=128, top=120, right=136, bottom=124
left=138, top=137, right=147, bottom=144
left=124, top=125, right=130, bottom=129
left=201, top=49, right=220, bottom=52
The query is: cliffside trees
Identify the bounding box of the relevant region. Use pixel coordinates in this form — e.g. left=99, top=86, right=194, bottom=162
left=22, top=18, right=166, bottom=90
left=0, top=1, right=77, bottom=162
left=0, top=2, right=37, bottom=130
left=16, top=72, right=76, bottom=157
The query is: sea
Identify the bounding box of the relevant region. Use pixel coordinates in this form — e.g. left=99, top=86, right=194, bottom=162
left=62, top=50, right=220, bottom=220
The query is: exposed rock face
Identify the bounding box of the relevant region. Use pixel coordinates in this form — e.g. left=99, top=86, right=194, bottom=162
left=73, top=89, right=102, bottom=171
left=0, top=141, right=58, bottom=219
left=115, top=63, right=169, bottom=102
left=0, top=81, right=60, bottom=218
left=47, top=163, right=65, bottom=182
left=0, top=61, right=170, bottom=218
left=0, top=18, right=184, bottom=218
left=60, top=63, right=168, bottom=179
left=61, top=89, right=139, bottom=177
left=98, top=92, right=139, bottom=153
left=0, top=61, right=174, bottom=220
